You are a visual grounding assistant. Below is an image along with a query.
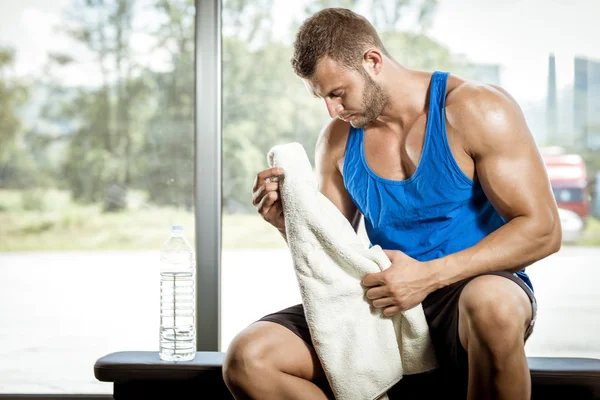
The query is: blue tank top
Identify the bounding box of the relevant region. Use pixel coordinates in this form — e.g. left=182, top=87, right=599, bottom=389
left=342, top=71, right=533, bottom=292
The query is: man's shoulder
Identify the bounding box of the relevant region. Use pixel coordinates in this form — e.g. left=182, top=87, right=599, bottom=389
left=444, top=75, right=527, bottom=154
left=445, top=77, right=521, bottom=133
left=446, top=77, right=515, bottom=112
left=316, top=118, right=352, bottom=157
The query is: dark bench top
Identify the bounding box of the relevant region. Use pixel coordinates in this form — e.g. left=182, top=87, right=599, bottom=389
left=95, top=351, right=226, bottom=382
left=95, top=351, right=600, bottom=398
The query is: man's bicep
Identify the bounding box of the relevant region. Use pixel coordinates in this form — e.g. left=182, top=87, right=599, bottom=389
left=476, top=139, right=552, bottom=222
left=315, top=121, right=360, bottom=230
left=470, top=94, right=557, bottom=223
left=319, top=167, right=360, bottom=231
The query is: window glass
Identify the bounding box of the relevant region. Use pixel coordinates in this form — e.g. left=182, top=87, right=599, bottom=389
left=0, top=0, right=195, bottom=394
left=220, top=0, right=600, bottom=362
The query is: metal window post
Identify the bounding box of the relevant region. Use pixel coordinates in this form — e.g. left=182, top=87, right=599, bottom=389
left=194, top=0, right=222, bottom=352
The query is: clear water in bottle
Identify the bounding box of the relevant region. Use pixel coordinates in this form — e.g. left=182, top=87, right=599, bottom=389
left=159, top=225, right=196, bottom=361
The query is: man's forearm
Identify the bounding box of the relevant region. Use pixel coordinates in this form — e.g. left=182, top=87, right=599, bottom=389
left=426, top=215, right=561, bottom=291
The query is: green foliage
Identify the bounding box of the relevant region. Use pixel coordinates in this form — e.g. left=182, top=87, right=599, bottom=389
left=381, top=31, right=471, bottom=73
left=54, top=0, right=155, bottom=211
left=21, top=189, right=49, bottom=211
left=2, top=0, right=484, bottom=219
left=0, top=47, right=30, bottom=167
left=3, top=189, right=600, bottom=251
left=142, top=117, right=194, bottom=209
left=140, top=0, right=195, bottom=209
left=0, top=144, right=42, bottom=188
left=223, top=120, right=267, bottom=211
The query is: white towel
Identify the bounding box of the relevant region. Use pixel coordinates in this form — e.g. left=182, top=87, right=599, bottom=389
left=267, top=142, right=438, bottom=400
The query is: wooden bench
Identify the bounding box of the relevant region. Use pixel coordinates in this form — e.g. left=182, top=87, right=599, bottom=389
left=94, top=351, right=600, bottom=399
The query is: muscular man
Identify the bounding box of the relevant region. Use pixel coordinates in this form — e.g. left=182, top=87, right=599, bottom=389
left=223, top=7, right=561, bottom=400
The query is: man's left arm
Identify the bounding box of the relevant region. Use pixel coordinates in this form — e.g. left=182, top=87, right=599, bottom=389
left=362, top=85, right=562, bottom=315
left=428, top=85, right=562, bottom=290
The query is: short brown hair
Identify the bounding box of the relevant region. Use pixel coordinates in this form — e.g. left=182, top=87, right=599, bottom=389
left=291, top=8, right=389, bottom=78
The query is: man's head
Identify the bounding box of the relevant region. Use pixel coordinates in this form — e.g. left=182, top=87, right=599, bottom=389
left=291, top=8, right=390, bottom=127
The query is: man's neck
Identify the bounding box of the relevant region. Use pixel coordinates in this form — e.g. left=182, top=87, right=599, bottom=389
left=376, top=63, right=431, bottom=130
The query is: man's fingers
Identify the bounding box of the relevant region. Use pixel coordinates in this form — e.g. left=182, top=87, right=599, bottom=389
left=257, top=190, right=279, bottom=217
left=382, top=306, right=400, bottom=317
left=252, top=182, right=279, bottom=205
left=372, top=297, right=395, bottom=309
left=258, top=167, right=284, bottom=180
left=253, top=167, right=284, bottom=192
left=362, top=271, right=384, bottom=287
left=365, top=285, right=389, bottom=300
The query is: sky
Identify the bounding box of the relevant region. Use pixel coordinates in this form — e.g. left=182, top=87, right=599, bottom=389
left=271, top=0, right=600, bottom=104
left=428, top=0, right=600, bottom=103
left=1, top=0, right=599, bottom=106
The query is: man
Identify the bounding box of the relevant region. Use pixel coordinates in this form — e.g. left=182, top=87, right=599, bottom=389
left=223, top=7, right=561, bottom=400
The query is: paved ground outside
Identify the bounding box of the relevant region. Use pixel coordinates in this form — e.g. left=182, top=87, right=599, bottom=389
left=0, top=246, right=599, bottom=394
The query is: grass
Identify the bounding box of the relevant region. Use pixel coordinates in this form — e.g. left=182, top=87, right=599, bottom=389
left=578, top=216, right=600, bottom=246
left=1, top=189, right=600, bottom=252
left=0, top=189, right=286, bottom=252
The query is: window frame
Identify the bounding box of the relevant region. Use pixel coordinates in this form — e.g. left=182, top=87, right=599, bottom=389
left=0, top=0, right=223, bottom=397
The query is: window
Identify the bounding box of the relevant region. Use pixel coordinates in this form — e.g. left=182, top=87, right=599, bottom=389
left=220, top=0, right=600, bottom=363
left=553, top=187, right=584, bottom=203
left=2, top=0, right=600, bottom=396
left=0, top=0, right=195, bottom=395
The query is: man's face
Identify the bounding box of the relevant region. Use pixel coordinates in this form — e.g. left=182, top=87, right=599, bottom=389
left=304, top=56, right=388, bottom=128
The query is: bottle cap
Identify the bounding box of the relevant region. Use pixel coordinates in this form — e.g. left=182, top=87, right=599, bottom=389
left=171, top=225, right=184, bottom=233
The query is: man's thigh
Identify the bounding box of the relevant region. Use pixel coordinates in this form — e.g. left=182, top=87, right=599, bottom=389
left=244, top=304, right=327, bottom=383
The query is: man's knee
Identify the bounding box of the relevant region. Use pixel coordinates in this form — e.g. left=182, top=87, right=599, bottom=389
left=459, top=275, right=531, bottom=356
left=223, top=324, right=273, bottom=387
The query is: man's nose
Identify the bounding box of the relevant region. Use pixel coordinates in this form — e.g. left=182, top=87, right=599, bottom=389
left=325, top=98, right=343, bottom=118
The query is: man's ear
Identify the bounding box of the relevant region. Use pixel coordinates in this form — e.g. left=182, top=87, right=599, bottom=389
left=363, top=49, right=383, bottom=75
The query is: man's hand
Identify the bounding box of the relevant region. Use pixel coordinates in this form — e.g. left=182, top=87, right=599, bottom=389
left=362, top=250, right=437, bottom=317
left=251, top=167, right=286, bottom=232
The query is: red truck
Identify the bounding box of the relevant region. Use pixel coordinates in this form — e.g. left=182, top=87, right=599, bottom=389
left=542, top=152, right=589, bottom=219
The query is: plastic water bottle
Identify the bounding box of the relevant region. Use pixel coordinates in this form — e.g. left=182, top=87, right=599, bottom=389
left=159, top=225, right=196, bottom=361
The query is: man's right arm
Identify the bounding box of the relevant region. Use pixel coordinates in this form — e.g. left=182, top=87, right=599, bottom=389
left=315, top=118, right=361, bottom=232
left=252, top=119, right=359, bottom=242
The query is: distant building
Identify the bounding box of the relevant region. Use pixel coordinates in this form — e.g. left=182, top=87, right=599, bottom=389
left=546, top=53, right=558, bottom=144
left=574, top=56, right=600, bottom=150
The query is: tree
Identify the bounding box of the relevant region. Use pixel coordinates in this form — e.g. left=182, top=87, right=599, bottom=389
left=141, top=0, right=196, bottom=210
left=222, top=0, right=274, bottom=47
left=54, top=0, right=153, bottom=210
left=22, top=0, right=487, bottom=214
left=0, top=48, right=29, bottom=164
left=0, top=47, right=34, bottom=188
left=220, top=34, right=328, bottom=212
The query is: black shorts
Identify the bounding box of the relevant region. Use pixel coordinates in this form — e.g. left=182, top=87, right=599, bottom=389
left=256, top=270, right=537, bottom=397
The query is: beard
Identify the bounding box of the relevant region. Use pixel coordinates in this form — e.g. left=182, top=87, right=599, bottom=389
left=349, top=72, right=389, bottom=128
